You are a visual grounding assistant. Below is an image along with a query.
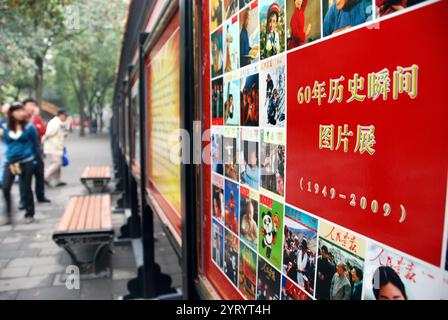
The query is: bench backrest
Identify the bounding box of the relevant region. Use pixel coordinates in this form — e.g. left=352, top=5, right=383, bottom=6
left=81, top=166, right=111, bottom=179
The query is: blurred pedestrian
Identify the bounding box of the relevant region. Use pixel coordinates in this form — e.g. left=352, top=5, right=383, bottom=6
left=43, top=109, right=68, bottom=187
left=0, top=103, right=10, bottom=188
left=18, top=98, right=51, bottom=209
left=0, top=102, right=38, bottom=225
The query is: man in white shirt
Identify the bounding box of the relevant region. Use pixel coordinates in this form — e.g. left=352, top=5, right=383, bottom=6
left=42, top=109, right=68, bottom=187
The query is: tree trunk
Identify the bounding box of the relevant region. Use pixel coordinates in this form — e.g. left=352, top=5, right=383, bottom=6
left=79, top=76, right=86, bottom=137
left=35, top=55, right=44, bottom=106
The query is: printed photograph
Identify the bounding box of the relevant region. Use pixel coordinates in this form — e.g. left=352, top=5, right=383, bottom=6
left=211, top=0, right=223, bottom=31
left=212, top=219, right=224, bottom=269
left=282, top=206, right=318, bottom=296
left=281, top=276, right=311, bottom=300
left=239, top=241, right=258, bottom=300
left=239, top=185, right=259, bottom=249
left=224, top=178, right=240, bottom=234
left=224, top=0, right=239, bottom=20
left=258, top=196, right=284, bottom=270
left=316, top=222, right=366, bottom=300
left=240, top=0, right=256, bottom=9
left=260, top=0, right=286, bottom=60
left=224, top=15, right=239, bottom=73
left=240, top=128, right=259, bottom=190
left=223, top=127, right=240, bottom=181
left=363, top=243, right=442, bottom=300
left=323, top=0, right=373, bottom=37
left=212, top=174, right=225, bottom=223
left=260, top=129, right=285, bottom=198
left=224, top=228, right=239, bottom=286
left=224, top=75, right=240, bottom=126
left=259, top=56, right=285, bottom=127
left=286, top=0, right=321, bottom=50
left=240, top=65, right=259, bottom=126
left=211, top=129, right=224, bottom=175
left=211, top=28, right=224, bottom=78
left=257, top=257, right=281, bottom=300
left=376, top=0, right=429, bottom=18
left=211, top=77, right=224, bottom=125
left=239, top=2, right=260, bottom=68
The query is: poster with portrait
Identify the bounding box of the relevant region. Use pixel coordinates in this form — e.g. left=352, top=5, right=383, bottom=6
left=258, top=195, right=284, bottom=270
left=259, top=55, right=285, bottom=127
left=281, top=275, right=312, bottom=300
left=239, top=241, right=258, bottom=299
left=224, top=0, right=239, bottom=20
left=239, top=1, right=260, bottom=68
left=240, top=128, right=260, bottom=190
left=260, top=128, right=285, bottom=200
left=212, top=219, right=224, bottom=269
left=240, top=64, right=259, bottom=126
left=363, top=243, right=443, bottom=300
left=224, top=127, right=240, bottom=181
left=224, top=228, right=240, bottom=286
left=322, top=0, right=372, bottom=37
left=224, top=15, right=240, bottom=73
left=212, top=173, right=225, bottom=223
left=224, top=178, right=240, bottom=234
left=286, top=0, right=321, bottom=50
left=282, top=206, right=318, bottom=297
left=316, top=221, right=366, bottom=300
left=260, top=0, right=285, bottom=60
left=211, top=28, right=224, bottom=78
left=223, top=72, right=240, bottom=126
left=211, top=76, right=224, bottom=125
left=257, top=256, right=281, bottom=300
left=211, top=0, right=223, bottom=31
left=240, top=185, right=259, bottom=249
left=211, top=127, right=224, bottom=175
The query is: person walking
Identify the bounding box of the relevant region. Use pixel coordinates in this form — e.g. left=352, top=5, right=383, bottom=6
left=0, top=103, right=10, bottom=188
left=19, top=98, right=51, bottom=208
left=43, top=109, right=68, bottom=187
left=0, top=103, right=38, bottom=225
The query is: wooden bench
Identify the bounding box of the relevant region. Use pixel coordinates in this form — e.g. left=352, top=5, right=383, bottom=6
left=80, top=166, right=111, bottom=193
left=53, top=194, right=114, bottom=275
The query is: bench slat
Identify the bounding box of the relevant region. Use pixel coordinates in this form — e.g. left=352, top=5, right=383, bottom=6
left=101, top=194, right=112, bottom=229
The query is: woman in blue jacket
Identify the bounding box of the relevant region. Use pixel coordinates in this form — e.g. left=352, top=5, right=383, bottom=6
left=0, top=102, right=38, bottom=225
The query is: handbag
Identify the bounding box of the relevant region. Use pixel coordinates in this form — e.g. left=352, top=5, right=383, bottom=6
left=62, top=147, right=69, bottom=167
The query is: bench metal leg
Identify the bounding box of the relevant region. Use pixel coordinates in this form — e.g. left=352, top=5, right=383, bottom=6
left=61, top=242, right=112, bottom=276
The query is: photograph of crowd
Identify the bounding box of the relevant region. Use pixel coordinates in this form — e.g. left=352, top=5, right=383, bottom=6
left=316, top=239, right=364, bottom=300
left=239, top=3, right=260, bottom=68
left=212, top=219, right=224, bottom=269
left=282, top=206, right=318, bottom=296
left=211, top=0, right=223, bottom=30
left=223, top=128, right=239, bottom=181
left=224, top=16, right=239, bottom=73
left=224, top=77, right=240, bottom=126
left=259, top=57, right=285, bottom=127
left=211, top=77, right=224, bottom=125
left=212, top=174, right=225, bottom=223
left=239, top=242, right=258, bottom=299
left=260, top=0, right=285, bottom=59
left=258, top=196, right=284, bottom=270
left=211, top=130, right=224, bottom=175
left=260, top=129, right=285, bottom=198
left=322, top=0, right=373, bottom=37
left=239, top=186, right=258, bottom=249
left=240, top=69, right=259, bottom=126
left=240, top=128, right=259, bottom=190
left=211, top=28, right=224, bottom=78
left=363, top=243, right=441, bottom=300
left=257, top=257, right=281, bottom=300
left=281, top=276, right=311, bottom=300
left=224, top=179, right=240, bottom=234
left=286, top=0, right=321, bottom=49
left=224, top=228, right=239, bottom=286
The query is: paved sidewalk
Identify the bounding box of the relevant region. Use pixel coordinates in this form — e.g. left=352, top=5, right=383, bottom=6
left=0, top=131, right=137, bottom=300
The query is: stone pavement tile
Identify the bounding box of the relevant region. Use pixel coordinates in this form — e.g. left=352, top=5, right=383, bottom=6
left=0, top=266, right=30, bottom=278
left=0, top=242, right=22, bottom=251
left=39, top=247, right=63, bottom=256
left=112, top=268, right=137, bottom=281
left=0, top=225, right=13, bottom=233
left=0, top=290, right=18, bottom=300
left=0, top=259, right=8, bottom=268
left=16, top=286, right=80, bottom=300
left=22, top=241, right=58, bottom=250
left=52, top=273, right=68, bottom=287
left=1, top=236, right=24, bottom=245
left=111, top=279, right=129, bottom=296
left=29, top=264, right=66, bottom=276
left=0, top=275, right=53, bottom=292
left=8, top=256, right=60, bottom=268
left=110, top=258, right=136, bottom=269
left=0, top=249, right=41, bottom=260
left=14, top=224, right=54, bottom=232
left=79, top=279, right=112, bottom=300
